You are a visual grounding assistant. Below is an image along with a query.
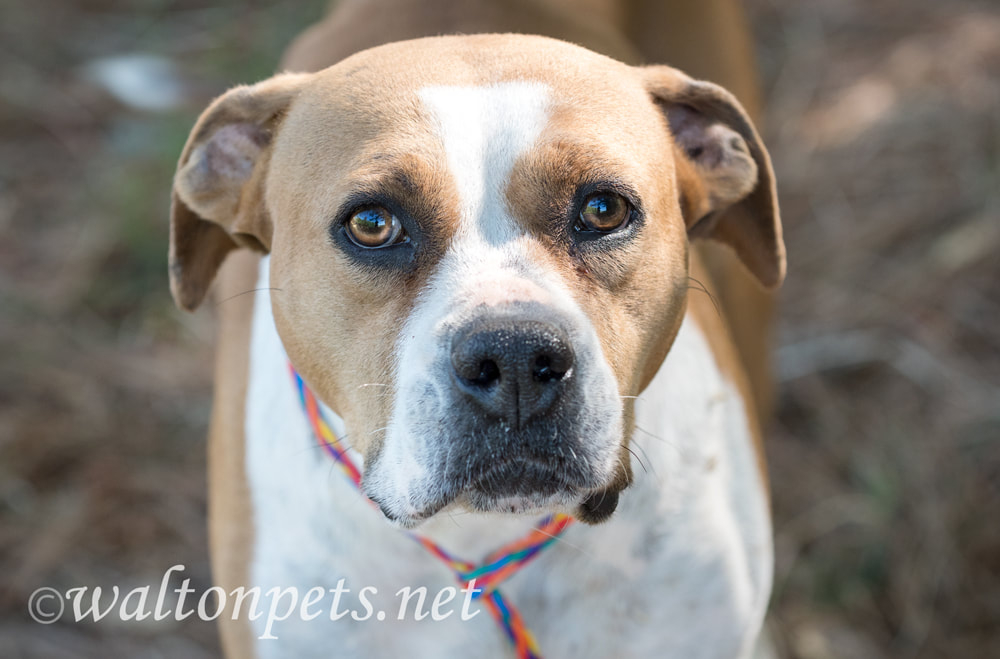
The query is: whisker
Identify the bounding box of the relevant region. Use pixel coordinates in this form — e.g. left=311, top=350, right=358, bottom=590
left=215, top=286, right=284, bottom=306
left=530, top=524, right=596, bottom=562
left=686, top=276, right=721, bottom=319
left=631, top=441, right=658, bottom=478
left=357, top=389, right=395, bottom=402
left=293, top=431, right=355, bottom=457
left=445, top=510, right=465, bottom=528
left=624, top=445, right=648, bottom=474
left=633, top=424, right=681, bottom=454
left=615, top=454, right=632, bottom=480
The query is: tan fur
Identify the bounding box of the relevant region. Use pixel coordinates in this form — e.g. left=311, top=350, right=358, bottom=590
left=278, top=0, right=779, bottom=420
left=687, top=254, right=769, bottom=492
left=278, top=0, right=781, bottom=421
left=179, top=2, right=783, bottom=654
left=625, top=0, right=779, bottom=420
left=643, top=66, right=784, bottom=289
left=208, top=250, right=261, bottom=657
left=240, top=37, right=776, bottom=463
left=170, top=74, right=312, bottom=310
left=281, top=0, right=639, bottom=72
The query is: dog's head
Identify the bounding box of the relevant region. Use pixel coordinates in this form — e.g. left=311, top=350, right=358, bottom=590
left=169, top=35, right=782, bottom=527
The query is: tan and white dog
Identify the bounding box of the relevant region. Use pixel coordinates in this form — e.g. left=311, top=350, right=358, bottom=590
left=169, top=1, right=784, bottom=657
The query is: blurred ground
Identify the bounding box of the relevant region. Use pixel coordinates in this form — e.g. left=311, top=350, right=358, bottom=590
left=1, top=0, right=997, bottom=657
left=748, top=1, right=1000, bottom=657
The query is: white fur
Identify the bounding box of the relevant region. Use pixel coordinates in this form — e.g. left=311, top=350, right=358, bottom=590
left=364, top=83, right=623, bottom=522
left=246, top=257, right=509, bottom=657
left=419, top=82, right=549, bottom=244
left=245, top=255, right=772, bottom=657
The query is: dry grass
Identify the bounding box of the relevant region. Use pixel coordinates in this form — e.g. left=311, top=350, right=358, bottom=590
left=748, top=0, right=1000, bottom=656
left=1, top=0, right=997, bottom=657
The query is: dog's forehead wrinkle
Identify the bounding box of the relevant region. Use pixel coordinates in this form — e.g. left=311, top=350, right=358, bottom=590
left=418, top=81, right=551, bottom=246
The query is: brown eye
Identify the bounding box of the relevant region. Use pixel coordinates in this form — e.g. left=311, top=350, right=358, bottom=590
left=346, top=206, right=405, bottom=248
left=578, top=192, right=630, bottom=232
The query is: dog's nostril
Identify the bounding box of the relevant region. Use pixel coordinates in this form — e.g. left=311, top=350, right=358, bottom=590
left=532, top=355, right=566, bottom=383
left=451, top=316, right=574, bottom=422
left=473, top=359, right=501, bottom=387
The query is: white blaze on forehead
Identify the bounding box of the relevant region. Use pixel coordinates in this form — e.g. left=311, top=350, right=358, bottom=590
left=418, top=82, right=551, bottom=244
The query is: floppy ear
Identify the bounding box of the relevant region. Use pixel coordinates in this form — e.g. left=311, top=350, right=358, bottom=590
left=169, top=73, right=311, bottom=311
left=643, top=66, right=785, bottom=289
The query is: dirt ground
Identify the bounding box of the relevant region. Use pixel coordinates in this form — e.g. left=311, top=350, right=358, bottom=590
left=1, top=0, right=997, bottom=657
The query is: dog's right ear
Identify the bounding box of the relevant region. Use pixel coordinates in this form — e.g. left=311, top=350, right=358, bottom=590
left=169, top=73, right=311, bottom=311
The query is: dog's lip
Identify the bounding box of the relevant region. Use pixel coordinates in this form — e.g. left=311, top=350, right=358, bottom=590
left=366, top=448, right=614, bottom=527
left=369, top=495, right=446, bottom=530
left=466, top=490, right=581, bottom=516
left=363, top=483, right=447, bottom=528
left=371, top=459, right=583, bottom=526
left=467, top=458, right=575, bottom=496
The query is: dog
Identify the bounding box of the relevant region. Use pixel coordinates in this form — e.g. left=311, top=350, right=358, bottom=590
left=168, top=1, right=784, bottom=657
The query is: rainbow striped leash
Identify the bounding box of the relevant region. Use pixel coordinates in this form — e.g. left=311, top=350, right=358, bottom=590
left=290, top=365, right=574, bottom=659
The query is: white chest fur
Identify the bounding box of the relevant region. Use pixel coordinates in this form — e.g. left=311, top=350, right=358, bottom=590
left=244, top=257, right=772, bottom=659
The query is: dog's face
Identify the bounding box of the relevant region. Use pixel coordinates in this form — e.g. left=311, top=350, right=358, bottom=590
left=169, top=35, right=782, bottom=527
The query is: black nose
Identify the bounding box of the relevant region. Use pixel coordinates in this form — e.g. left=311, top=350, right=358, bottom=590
left=451, top=318, right=574, bottom=427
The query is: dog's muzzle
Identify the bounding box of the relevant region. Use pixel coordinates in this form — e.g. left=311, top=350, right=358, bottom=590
left=439, top=310, right=615, bottom=514
left=364, top=298, right=625, bottom=526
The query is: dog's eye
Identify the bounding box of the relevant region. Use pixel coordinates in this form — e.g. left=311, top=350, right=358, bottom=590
left=577, top=192, right=630, bottom=233
left=345, top=206, right=406, bottom=248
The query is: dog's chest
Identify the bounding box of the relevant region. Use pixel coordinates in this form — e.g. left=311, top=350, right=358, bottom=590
left=243, top=259, right=771, bottom=659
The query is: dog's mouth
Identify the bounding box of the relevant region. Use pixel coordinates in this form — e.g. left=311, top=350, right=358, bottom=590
left=368, top=456, right=622, bottom=529
left=465, top=463, right=623, bottom=523
left=363, top=377, right=627, bottom=528
left=464, top=459, right=582, bottom=513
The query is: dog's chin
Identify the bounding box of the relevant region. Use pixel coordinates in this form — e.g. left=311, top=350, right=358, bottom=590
left=464, top=460, right=584, bottom=514
left=463, top=487, right=584, bottom=516
left=440, top=460, right=616, bottom=521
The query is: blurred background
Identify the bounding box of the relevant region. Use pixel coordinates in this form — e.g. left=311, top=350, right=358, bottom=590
left=0, top=0, right=997, bottom=657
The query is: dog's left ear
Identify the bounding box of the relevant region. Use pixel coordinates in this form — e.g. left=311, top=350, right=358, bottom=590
left=169, top=73, right=311, bottom=311
left=643, top=66, right=785, bottom=289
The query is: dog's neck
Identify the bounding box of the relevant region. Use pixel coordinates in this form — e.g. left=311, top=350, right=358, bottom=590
left=243, top=256, right=771, bottom=658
